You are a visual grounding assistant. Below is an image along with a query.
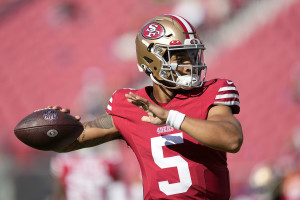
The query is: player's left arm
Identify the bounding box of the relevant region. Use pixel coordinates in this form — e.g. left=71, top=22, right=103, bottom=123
left=126, top=92, right=243, bottom=153
left=180, top=105, right=243, bottom=153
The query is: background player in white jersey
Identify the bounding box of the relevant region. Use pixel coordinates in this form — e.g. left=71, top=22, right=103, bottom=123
left=49, top=14, right=243, bottom=199
left=50, top=143, right=130, bottom=200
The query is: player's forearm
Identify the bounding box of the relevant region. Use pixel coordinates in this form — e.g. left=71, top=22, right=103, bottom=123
left=55, top=128, right=122, bottom=152
left=55, top=114, right=122, bottom=152
left=180, top=117, right=243, bottom=153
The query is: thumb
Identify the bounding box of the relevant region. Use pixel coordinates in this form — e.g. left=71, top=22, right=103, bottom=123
left=141, top=116, right=151, bottom=123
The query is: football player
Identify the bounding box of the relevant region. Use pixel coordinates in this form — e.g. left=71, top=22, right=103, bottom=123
left=50, top=14, right=243, bottom=199
left=50, top=147, right=125, bottom=200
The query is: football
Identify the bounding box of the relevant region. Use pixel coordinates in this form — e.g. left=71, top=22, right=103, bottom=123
left=14, top=109, right=83, bottom=151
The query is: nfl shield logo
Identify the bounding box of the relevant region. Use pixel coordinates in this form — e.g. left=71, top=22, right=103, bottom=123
left=43, top=110, right=58, bottom=121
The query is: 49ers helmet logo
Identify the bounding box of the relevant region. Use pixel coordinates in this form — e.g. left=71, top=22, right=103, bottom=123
left=142, top=23, right=165, bottom=39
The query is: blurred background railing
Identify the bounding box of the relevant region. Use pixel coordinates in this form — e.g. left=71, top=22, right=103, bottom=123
left=0, top=0, right=299, bottom=199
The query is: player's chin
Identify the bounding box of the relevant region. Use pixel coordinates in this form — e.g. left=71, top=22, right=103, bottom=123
left=158, top=79, right=177, bottom=89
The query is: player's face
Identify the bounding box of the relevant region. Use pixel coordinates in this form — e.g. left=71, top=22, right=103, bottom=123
left=169, top=50, right=199, bottom=76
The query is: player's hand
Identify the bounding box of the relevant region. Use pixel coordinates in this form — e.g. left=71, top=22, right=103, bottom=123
left=125, top=92, right=169, bottom=126
left=34, top=106, right=81, bottom=121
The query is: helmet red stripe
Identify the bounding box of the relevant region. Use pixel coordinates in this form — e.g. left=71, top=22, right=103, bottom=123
left=185, top=20, right=197, bottom=38
left=164, top=14, right=195, bottom=39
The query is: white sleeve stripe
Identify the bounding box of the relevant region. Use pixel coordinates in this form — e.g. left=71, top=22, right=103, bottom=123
left=107, top=105, right=112, bottom=111
left=214, top=101, right=240, bottom=107
left=218, top=86, right=237, bottom=92
left=109, top=97, right=113, bottom=103
left=215, top=94, right=239, bottom=100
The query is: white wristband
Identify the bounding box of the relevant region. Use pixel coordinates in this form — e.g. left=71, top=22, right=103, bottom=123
left=166, top=110, right=186, bottom=130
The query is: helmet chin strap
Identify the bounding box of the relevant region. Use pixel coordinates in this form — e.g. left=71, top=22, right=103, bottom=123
left=150, top=73, right=180, bottom=89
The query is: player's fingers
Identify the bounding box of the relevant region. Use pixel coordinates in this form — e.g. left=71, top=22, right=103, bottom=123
left=126, top=96, right=133, bottom=103
left=136, top=101, right=149, bottom=111
left=125, top=93, right=137, bottom=101
left=47, top=105, right=61, bottom=110
left=34, top=107, right=49, bottom=112
left=126, top=94, right=148, bottom=109
left=125, top=94, right=135, bottom=103
left=141, top=116, right=151, bottom=123
left=146, top=111, right=156, bottom=118
left=61, top=108, right=70, bottom=113
left=133, top=93, right=148, bottom=103
left=47, top=106, right=71, bottom=114
left=126, top=92, right=147, bottom=102
left=52, top=106, right=62, bottom=110
left=75, top=115, right=81, bottom=121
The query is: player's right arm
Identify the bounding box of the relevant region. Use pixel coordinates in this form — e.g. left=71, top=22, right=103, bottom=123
left=50, top=107, right=122, bottom=152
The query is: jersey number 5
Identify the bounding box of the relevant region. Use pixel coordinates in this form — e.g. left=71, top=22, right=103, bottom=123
left=151, top=132, right=192, bottom=195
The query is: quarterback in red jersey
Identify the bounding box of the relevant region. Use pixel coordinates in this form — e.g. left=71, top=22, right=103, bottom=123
left=50, top=14, right=243, bottom=199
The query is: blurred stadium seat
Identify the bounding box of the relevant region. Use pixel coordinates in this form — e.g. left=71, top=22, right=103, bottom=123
left=207, top=0, right=300, bottom=194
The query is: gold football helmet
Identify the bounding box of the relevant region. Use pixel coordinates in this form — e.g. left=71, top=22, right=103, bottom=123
left=136, top=14, right=207, bottom=89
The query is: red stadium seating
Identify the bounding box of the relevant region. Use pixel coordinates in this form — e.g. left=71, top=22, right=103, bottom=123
left=207, top=0, right=300, bottom=190
left=0, top=0, right=299, bottom=192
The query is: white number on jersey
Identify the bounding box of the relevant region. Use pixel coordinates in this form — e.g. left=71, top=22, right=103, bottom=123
left=151, top=133, right=192, bottom=195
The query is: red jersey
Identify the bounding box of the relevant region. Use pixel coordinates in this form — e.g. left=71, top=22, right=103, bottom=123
left=106, top=79, right=240, bottom=200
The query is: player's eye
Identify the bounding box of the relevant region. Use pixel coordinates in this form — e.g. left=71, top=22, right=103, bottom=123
left=176, top=58, right=185, bottom=63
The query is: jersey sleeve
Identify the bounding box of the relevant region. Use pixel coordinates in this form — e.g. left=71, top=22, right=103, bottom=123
left=105, top=90, right=122, bottom=116
left=213, top=79, right=240, bottom=114
left=105, top=88, right=136, bottom=117
left=106, top=92, right=115, bottom=115
left=105, top=88, right=139, bottom=141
